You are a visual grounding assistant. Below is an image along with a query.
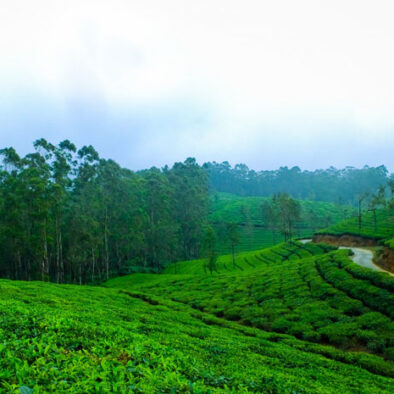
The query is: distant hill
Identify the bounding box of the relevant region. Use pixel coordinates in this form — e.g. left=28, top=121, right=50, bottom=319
left=205, top=162, right=390, bottom=204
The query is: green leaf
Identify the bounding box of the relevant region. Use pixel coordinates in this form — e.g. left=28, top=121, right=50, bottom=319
left=19, top=386, right=33, bottom=394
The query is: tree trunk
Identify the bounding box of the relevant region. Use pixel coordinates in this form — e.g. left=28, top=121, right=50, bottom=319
left=55, top=217, right=60, bottom=283
left=59, top=229, right=64, bottom=283
left=92, top=247, right=95, bottom=283
left=373, top=209, right=377, bottom=232
left=358, top=200, right=362, bottom=231
left=42, top=222, right=49, bottom=281
left=104, top=209, right=109, bottom=280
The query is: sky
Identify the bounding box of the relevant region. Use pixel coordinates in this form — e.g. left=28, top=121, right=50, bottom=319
left=0, top=0, right=393, bottom=172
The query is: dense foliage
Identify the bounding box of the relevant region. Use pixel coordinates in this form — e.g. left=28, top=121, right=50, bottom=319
left=0, top=140, right=208, bottom=284
left=210, top=193, right=355, bottom=254
left=1, top=249, right=394, bottom=392
left=205, top=162, right=392, bottom=204
left=107, top=242, right=394, bottom=372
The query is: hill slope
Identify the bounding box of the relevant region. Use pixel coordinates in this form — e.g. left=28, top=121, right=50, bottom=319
left=315, top=208, right=394, bottom=273
left=1, top=240, right=394, bottom=392
left=107, top=243, right=394, bottom=366
left=1, top=268, right=394, bottom=392
left=317, top=209, right=394, bottom=241
left=210, top=193, right=355, bottom=254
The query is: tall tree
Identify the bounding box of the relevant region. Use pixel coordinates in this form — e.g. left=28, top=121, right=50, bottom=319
left=272, top=193, right=302, bottom=241
left=357, top=192, right=369, bottom=231
left=168, top=158, right=209, bottom=260
left=202, top=226, right=218, bottom=275
left=226, top=222, right=240, bottom=268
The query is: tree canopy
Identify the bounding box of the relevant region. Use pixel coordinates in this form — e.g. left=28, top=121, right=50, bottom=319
left=204, top=162, right=390, bottom=205
left=0, top=140, right=208, bottom=284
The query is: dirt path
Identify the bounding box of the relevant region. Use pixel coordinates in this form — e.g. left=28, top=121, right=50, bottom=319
left=299, top=239, right=393, bottom=276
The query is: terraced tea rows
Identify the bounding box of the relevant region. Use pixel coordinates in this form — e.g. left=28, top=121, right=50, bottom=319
left=108, top=245, right=394, bottom=370
left=1, top=278, right=393, bottom=392
left=165, top=241, right=335, bottom=275
left=210, top=193, right=355, bottom=254
left=1, top=239, right=393, bottom=392
left=318, top=209, right=394, bottom=240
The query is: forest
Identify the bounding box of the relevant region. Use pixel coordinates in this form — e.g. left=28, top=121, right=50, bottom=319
left=205, top=161, right=392, bottom=204
left=0, top=140, right=208, bottom=283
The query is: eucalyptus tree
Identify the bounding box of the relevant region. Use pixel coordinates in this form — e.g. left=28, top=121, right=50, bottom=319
left=274, top=193, right=302, bottom=241
left=387, top=176, right=394, bottom=205
left=51, top=140, right=76, bottom=282
left=357, top=192, right=369, bottom=231
left=66, top=145, right=101, bottom=283
left=262, top=193, right=301, bottom=242
left=202, top=226, right=218, bottom=275
left=261, top=200, right=279, bottom=243
left=368, top=185, right=386, bottom=232
left=206, top=162, right=390, bottom=205
left=168, top=158, right=209, bottom=260
left=226, top=222, right=240, bottom=268
left=141, top=168, right=178, bottom=271
left=0, top=142, right=211, bottom=283
left=0, top=148, right=25, bottom=279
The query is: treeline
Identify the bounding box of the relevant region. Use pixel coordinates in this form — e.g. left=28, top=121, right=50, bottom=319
left=204, top=162, right=392, bottom=204
left=0, top=140, right=208, bottom=284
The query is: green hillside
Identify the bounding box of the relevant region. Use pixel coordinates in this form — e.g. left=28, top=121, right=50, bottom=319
left=318, top=209, right=394, bottom=241
left=2, top=243, right=394, bottom=392
left=210, top=193, right=355, bottom=254
left=163, top=240, right=335, bottom=275
left=107, top=243, right=394, bottom=365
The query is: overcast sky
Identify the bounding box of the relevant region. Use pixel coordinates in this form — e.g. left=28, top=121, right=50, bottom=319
left=0, top=1, right=393, bottom=171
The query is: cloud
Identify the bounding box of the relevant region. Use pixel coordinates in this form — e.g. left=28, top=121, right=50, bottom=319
left=0, top=0, right=393, bottom=171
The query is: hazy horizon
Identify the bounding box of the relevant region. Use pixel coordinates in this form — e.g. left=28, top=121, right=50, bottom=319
left=1, top=1, right=393, bottom=172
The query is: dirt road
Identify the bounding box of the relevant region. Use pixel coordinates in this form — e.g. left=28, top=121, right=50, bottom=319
left=300, top=239, right=393, bottom=276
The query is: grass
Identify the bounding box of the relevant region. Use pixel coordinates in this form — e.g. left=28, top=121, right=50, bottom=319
left=210, top=193, right=355, bottom=254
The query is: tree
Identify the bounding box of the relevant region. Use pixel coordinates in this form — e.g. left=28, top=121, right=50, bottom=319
left=261, top=200, right=279, bottom=243
left=142, top=169, right=178, bottom=271
left=368, top=185, right=386, bottom=232
left=0, top=141, right=210, bottom=284
left=168, top=158, right=209, bottom=260
left=226, top=222, right=240, bottom=268
left=205, top=162, right=390, bottom=205
left=357, top=192, right=369, bottom=231
left=387, top=176, right=394, bottom=208
left=202, top=226, right=218, bottom=275
left=272, top=193, right=302, bottom=241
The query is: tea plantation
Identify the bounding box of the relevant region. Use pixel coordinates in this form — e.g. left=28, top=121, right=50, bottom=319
left=318, top=209, right=394, bottom=241
left=107, top=243, right=394, bottom=363
left=210, top=193, right=355, bottom=254
left=1, top=240, right=394, bottom=392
